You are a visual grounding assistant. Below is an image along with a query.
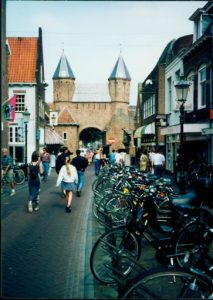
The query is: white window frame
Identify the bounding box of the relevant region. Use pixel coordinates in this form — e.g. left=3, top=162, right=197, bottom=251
left=143, top=95, right=156, bottom=119
left=185, top=72, right=194, bottom=111
left=198, top=64, right=207, bottom=109
left=9, top=145, right=24, bottom=163
left=167, top=77, right=172, bottom=113
left=15, top=94, right=25, bottom=112
left=9, top=125, right=24, bottom=143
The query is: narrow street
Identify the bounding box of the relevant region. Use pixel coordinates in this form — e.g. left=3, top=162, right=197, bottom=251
left=2, top=164, right=96, bottom=299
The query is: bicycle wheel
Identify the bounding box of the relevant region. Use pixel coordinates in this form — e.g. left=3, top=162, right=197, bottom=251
left=120, top=267, right=210, bottom=299
left=90, top=226, right=140, bottom=284
left=175, top=219, right=213, bottom=268
left=93, top=190, right=115, bottom=222
left=13, top=169, right=25, bottom=184
left=104, top=195, right=133, bottom=227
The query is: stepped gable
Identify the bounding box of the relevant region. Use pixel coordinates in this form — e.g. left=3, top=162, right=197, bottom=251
left=52, top=51, right=75, bottom=79
left=108, top=55, right=131, bottom=80
left=58, top=107, right=77, bottom=124
left=7, top=37, right=38, bottom=83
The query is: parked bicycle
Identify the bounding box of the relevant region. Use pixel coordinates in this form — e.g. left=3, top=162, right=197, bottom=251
left=90, top=179, right=212, bottom=284
left=2, top=164, right=25, bottom=186
left=119, top=230, right=213, bottom=299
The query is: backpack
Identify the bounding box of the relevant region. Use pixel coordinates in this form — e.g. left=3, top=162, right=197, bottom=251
left=29, top=163, right=39, bottom=180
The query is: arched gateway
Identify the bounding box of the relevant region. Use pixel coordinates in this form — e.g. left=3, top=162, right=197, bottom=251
left=48, top=51, right=135, bottom=155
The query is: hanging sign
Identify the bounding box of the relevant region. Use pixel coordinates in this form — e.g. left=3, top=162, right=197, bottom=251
left=2, top=95, right=17, bottom=122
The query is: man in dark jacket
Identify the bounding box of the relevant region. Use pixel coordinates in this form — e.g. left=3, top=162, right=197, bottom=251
left=55, top=146, right=72, bottom=174
left=71, top=149, right=88, bottom=197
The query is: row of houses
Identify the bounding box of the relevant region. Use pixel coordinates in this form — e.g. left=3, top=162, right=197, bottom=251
left=134, top=1, right=213, bottom=172
left=1, top=1, right=63, bottom=163
left=1, top=1, right=212, bottom=168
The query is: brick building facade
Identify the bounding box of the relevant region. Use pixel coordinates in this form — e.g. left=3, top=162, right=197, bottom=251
left=48, top=53, right=135, bottom=155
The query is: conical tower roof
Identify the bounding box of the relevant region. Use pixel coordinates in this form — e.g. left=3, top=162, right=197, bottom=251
left=108, top=55, right=131, bottom=80
left=52, top=51, right=75, bottom=79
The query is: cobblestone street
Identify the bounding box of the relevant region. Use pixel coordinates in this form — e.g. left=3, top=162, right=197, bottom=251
left=2, top=165, right=95, bottom=299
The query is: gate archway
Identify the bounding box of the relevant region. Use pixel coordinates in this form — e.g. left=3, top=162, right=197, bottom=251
left=79, top=127, right=105, bottom=150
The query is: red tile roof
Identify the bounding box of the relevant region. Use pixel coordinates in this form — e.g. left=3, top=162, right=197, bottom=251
left=58, top=107, right=76, bottom=124
left=7, top=37, right=38, bottom=83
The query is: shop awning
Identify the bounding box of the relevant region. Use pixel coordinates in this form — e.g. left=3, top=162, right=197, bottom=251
left=161, top=123, right=209, bottom=135
left=134, top=123, right=155, bottom=138
left=45, top=128, right=64, bottom=145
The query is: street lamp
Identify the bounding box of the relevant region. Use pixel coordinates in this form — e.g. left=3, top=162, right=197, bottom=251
left=122, top=128, right=131, bottom=154
left=22, top=108, right=31, bottom=165
left=174, top=75, right=190, bottom=194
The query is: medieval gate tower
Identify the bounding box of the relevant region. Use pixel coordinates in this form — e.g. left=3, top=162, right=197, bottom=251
left=48, top=51, right=134, bottom=154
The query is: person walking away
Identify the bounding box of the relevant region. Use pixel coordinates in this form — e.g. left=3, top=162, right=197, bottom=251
left=87, top=150, right=94, bottom=165
left=115, top=150, right=123, bottom=166
left=94, top=148, right=101, bottom=176
left=108, top=149, right=116, bottom=166
left=1, top=148, right=15, bottom=196
left=148, top=148, right=155, bottom=173
left=120, top=149, right=127, bottom=166
left=40, top=147, right=51, bottom=181
left=27, top=151, right=43, bottom=213
left=139, top=149, right=149, bottom=172
left=55, top=146, right=70, bottom=174
left=151, top=148, right=165, bottom=177
left=56, top=155, right=78, bottom=213
left=55, top=146, right=72, bottom=197
left=100, top=152, right=107, bottom=168
left=71, top=149, right=88, bottom=197
left=50, top=152, right=56, bottom=169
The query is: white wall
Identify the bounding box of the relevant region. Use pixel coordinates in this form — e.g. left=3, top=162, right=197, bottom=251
left=8, top=85, right=36, bottom=163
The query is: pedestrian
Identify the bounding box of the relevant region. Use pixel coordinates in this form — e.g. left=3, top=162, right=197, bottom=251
left=40, top=147, right=51, bottom=181
left=108, top=149, right=116, bottom=166
left=56, top=155, right=78, bottom=213
left=151, top=148, right=165, bottom=177
left=148, top=148, right=155, bottom=173
left=139, top=149, right=149, bottom=172
left=27, top=151, right=43, bottom=213
left=115, top=149, right=123, bottom=166
left=56, top=147, right=68, bottom=174
left=87, top=150, right=94, bottom=165
left=120, top=149, right=127, bottom=166
left=100, top=152, right=107, bottom=168
left=94, top=148, right=101, bottom=176
left=55, top=146, right=72, bottom=197
left=50, top=151, right=56, bottom=168
left=1, top=148, right=16, bottom=196
left=71, top=149, right=89, bottom=197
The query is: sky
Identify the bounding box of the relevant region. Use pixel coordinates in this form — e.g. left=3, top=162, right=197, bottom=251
left=6, top=0, right=207, bottom=105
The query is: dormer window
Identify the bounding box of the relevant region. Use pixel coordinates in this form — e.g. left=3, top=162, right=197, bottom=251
left=191, top=8, right=213, bottom=42
left=194, top=19, right=201, bottom=40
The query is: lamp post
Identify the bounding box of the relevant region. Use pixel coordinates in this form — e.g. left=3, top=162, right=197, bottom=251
left=174, top=75, right=190, bottom=194
left=22, top=108, right=31, bottom=165
left=122, top=129, right=131, bottom=154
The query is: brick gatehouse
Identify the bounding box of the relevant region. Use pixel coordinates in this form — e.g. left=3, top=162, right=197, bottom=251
left=48, top=51, right=135, bottom=155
